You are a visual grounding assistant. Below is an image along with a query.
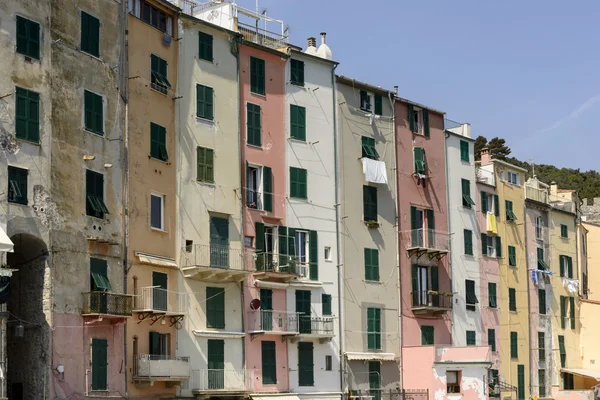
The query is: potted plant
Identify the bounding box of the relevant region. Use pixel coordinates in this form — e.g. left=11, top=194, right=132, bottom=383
left=365, top=220, right=379, bottom=228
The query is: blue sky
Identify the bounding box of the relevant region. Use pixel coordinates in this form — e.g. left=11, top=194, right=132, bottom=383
left=244, top=0, right=600, bottom=171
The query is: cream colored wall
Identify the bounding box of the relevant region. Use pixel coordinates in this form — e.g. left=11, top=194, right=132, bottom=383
left=583, top=223, right=600, bottom=301
left=580, top=223, right=600, bottom=372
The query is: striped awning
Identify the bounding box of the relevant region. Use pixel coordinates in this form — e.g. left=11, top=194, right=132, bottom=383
left=345, top=352, right=396, bottom=361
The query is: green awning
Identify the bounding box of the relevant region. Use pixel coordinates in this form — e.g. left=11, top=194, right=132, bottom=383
left=91, top=273, right=112, bottom=291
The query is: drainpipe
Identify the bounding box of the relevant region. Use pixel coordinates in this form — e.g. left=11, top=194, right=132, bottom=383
left=331, top=64, right=344, bottom=398
left=122, top=0, right=130, bottom=396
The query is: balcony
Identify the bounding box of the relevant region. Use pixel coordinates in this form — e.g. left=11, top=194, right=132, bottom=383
left=181, top=244, right=250, bottom=282
left=191, top=369, right=253, bottom=394
left=81, top=292, right=133, bottom=322
left=247, top=310, right=299, bottom=339
left=411, top=291, right=452, bottom=315
left=526, top=185, right=549, bottom=204
left=237, top=22, right=288, bottom=51
left=248, top=251, right=307, bottom=282
left=402, top=229, right=450, bottom=260
left=133, top=354, right=190, bottom=386
left=288, top=315, right=335, bottom=343
left=133, top=287, right=187, bottom=326
left=476, top=166, right=495, bottom=186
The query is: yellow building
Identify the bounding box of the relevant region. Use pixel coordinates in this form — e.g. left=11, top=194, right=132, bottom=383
left=480, top=149, right=529, bottom=398
left=126, top=0, right=186, bottom=396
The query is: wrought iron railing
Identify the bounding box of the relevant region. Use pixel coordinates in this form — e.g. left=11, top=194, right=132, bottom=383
left=402, top=229, right=450, bottom=252
left=82, top=292, right=133, bottom=316
left=133, top=286, right=187, bottom=314
left=288, top=315, right=334, bottom=335
left=190, top=369, right=253, bottom=392
left=247, top=310, right=299, bottom=333
left=411, top=291, right=453, bottom=309
left=182, top=244, right=245, bottom=270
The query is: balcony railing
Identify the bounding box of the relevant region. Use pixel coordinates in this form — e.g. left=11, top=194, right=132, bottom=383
left=526, top=186, right=549, bottom=204
left=191, top=369, right=253, bottom=392
left=247, top=310, right=299, bottom=334
left=134, top=354, right=190, bottom=380
left=411, top=291, right=453, bottom=313
left=237, top=22, right=288, bottom=50
left=133, top=286, right=187, bottom=315
left=402, top=229, right=450, bottom=253
left=182, top=244, right=245, bottom=270
left=82, top=292, right=133, bottom=317
left=249, top=252, right=307, bottom=276
left=288, top=315, right=334, bottom=336
left=476, top=166, right=495, bottom=186
left=246, top=189, right=263, bottom=210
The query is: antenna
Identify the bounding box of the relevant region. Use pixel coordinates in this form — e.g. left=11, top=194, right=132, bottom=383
left=530, top=159, right=536, bottom=178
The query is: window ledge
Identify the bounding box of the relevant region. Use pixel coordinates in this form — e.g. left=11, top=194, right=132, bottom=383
left=151, top=227, right=167, bottom=233
left=250, top=91, right=266, bottom=99
left=79, top=50, right=102, bottom=62
left=84, top=128, right=105, bottom=138
left=150, top=86, right=169, bottom=96
left=364, top=280, right=382, bottom=284
left=195, top=116, right=214, bottom=124
left=246, top=143, right=263, bottom=150
left=288, top=137, right=307, bottom=144
left=290, top=197, right=309, bottom=202
left=196, top=180, right=215, bottom=187
left=17, top=53, right=41, bottom=63
left=198, top=57, right=214, bottom=63
left=289, top=81, right=305, bottom=87
left=148, top=155, right=170, bottom=164
left=15, top=138, right=41, bottom=146
left=87, top=215, right=106, bottom=221
left=8, top=201, right=28, bottom=206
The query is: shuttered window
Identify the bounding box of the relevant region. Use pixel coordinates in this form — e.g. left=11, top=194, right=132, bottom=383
left=464, top=229, right=473, bottom=255
left=539, top=370, right=546, bottom=397
left=263, top=166, right=273, bottom=212
left=465, top=279, right=478, bottom=311
left=539, top=289, right=546, bottom=315
left=196, top=84, right=214, bottom=120
left=374, top=94, right=383, bottom=116
left=517, top=365, right=525, bottom=399
left=363, top=186, right=377, bottom=222
left=250, top=56, right=265, bottom=95
left=196, top=147, right=214, bottom=183
left=290, top=105, right=306, bottom=141
left=150, top=122, right=168, bottom=161
left=309, top=230, right=318, bottom=281
left=494, top=194, right=500, bottom=216
left=510, top=331, right=518, bottom=358
left=462, top=179, right=475, bottom=207
left=367, top=308, right=381, bottom=350
left=15, top=87, right=40, bottom=143
left=480, top=191, right=488, bottom=213
left=90, top=258, right=111, bottom=291
left=560, top=295, right=567, bottom=329
left=423, top=109, right=430, bottom=137
left=81, top=11, right=100, bottom=57
left=86, top=169, right=108, bottom=219
left=509, top=288, right=516, bottom=311
left=506, top=200, right=517, bottom=221
left=290, top=59, right=304, bottom=86
left=206, top=287, right=225, bottom=329
left=364, top=248, right=379, bottom=281
left=16, top=16, right=40, bottom=59
left=247, top=103, right=262, bottom=146
left=84, top=90, right=104, bottom=135
left=322, top=294, right=332, bottom=316
left=570, top=297, right=575, bottom=330
left=298, top=342, right=314, bottom=386
left=361, top=136, right=379, bottom=160
left=360, top=90, right=371, bottom=111
left=508, top=245, right=517, bottom=267
left=91, top=338, right=108, bottom=390
left=198, top=31, right=213, bottom=61
left=460, top=140, right=469, bottom=162
left=559, top=335, right=566, bottom=367
left=495, top=236, right=502, bottom=258
left=488, top=329, right=496, bottom=351
left=8, top=166, right=28, bottom=205
left=488, top=282, right=497, bottom=308
left=261, top=341, right=277, bottom=384
left=466, top=330, right=476, bottom=346
left=290, top=167, right=308, bottom=199
left=561, top=224, right=568, bottom=238
left=559, top=255, right=573, bottom=278
left=538, top=332, right=545, bottom=361
left=421, top=325, right=434, bottom=345
left=150, top=54, right=171, bottom=94
left=414, top=147, right=426, bottom=175
left=539, top=248, right=549, bottom=270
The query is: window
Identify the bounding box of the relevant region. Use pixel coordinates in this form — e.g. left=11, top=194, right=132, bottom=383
left=412, top=265, right=439, bottom=308
left=538, top=248, right=549, bottom=270
left=559, top=255, right=573, bottom=278
left=563, top=372, right=574, bottom=390
left=460, top=140, right=469, bottom=162
left=488, top=329, right=496, bottom=352
left=16, top=16, right=40, bottom=59
left=505, top=200, right=517, bottom=221
left=465, top=279, right=478, bottom=311
left=367, top=308, right=381, bottom=350
left=150, top=122, right=168, bottom=161
left=360, top=90, right=371, bottom=112
left=510, top=331, right=518, bottom=358
left=247, top=103, right=262, bottom=146
left=509, top=288, right=516, bottom=311
left=408, top=104, right=429, bottom=136
left=8, top=166, right=28, bottom=205
left=361, top=137, right=379, bottom=160
left=86, top=170, right=108, bottom=219
left=150, top=54, right=171, bottom=94
left=322, top=294, right=332, bottom=316
left=149, top=330, right=169, bottom=355
left=507, top=171, right=519, bottom=185
left=206, top=287, right=225, bottom=328
left=480, top=192, right=496, bottom=214
left=150, top=193, right=164, bottom=230
left=539, top=370, right=546, bottom=397
left=295, top=230, right=308, bottom=263
left=246, top=165, right=267, bottom=211
left=364, top=248, right=379, bottom=281
left=290, top=105, right=306, bottom=141
left=81, top=12, right=100, bottom=57
left=84, top=90, right=104, bottom=135
left=290, top=167, right=308, bottom=199
left=363, top=186, right=378, bottom=222
left=210, top=216, right=229, bottom=267
left=480, top=233, right=500, bottom=258
left=196, top=84, right=213, bottom=120
left=90, top=258, right=111, bottom=292
left=140, top=0, right=171, bottom=33
left=15, top=87, right=40, bottom=143
left=198, top=31, right=213, bottom=61
left=569, top=297, right=575, bottom=330
left=558, top=335, right=566, bottom=367
left=464, top=229, right=473, bottom=255
left=324, top=246, right=332, bottom=261
left=561, top=224, right=568, bottom=238
left=539, top=289, right=546, bottom=315
left=207, top=339, right=224, bottom=386
left=298, top=342, right=314, bottom=386
left=447, top=371, right=461, bottom=394
left=250, top=57, right=265, bottom=95
left=461, top=179, right=475, bottom=208
left=508, top=245, right=516, bottom=267
left=489, top=369, right=499, bottom=398
left=421, top=325, right=434, bottom=345
left=290, top=59, right=304, bottom=86
left=91, top=338, right=108, bottom=391
left=196, top=147, right=214, bottom=183
left=535, top=216, right=543, bottom=240
left=368, top=361, right=381, bottom=400
left=488, top=282, right=497, bottom=308
left=374, top=94, right=383, bottom=116
left=295, top=291, right=311, bottom=335
left=261, top=341, right=277, bottom=384
left=325, top=355, right=332, bottom=371
left=413, top=147, right=426, bottom=175
left=538, top=332, right=545, bottom=361
left=517, top=365, right=525, bottom=400
left=466, top=330, right=476, bottom=346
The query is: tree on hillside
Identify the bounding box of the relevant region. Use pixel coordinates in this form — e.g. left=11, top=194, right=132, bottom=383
left=474, top=136, right=487, bottom=161
left=488, top=137, right=511, bottom=160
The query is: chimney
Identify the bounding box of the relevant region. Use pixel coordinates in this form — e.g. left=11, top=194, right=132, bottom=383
left=307, top=37, right=316, bottom=48
left=320, top=32, right=326, bottom=45
left=480, top=147, right=491, bottom=165
left=550, top=181, right=558, bottom=196
left=393, top=86, right=398, bottom=96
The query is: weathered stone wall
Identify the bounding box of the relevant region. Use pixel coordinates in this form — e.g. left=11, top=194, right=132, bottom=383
left=581, top=198, right=600, bottom=223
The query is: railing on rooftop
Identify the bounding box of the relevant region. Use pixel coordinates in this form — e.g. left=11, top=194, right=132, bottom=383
left=444, top=119, right=470, bottom=138
left=476, top=166, right=495, bottom=185
left=526, top=185, right=549, bottom=204
left=237, top=22, right=288, bottom=49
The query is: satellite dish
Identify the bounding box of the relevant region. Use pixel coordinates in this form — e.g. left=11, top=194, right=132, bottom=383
left=250, top=298, right=261, bottom=310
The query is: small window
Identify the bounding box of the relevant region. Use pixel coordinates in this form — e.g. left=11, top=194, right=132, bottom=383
left=421, top=325, right=434, bottom=345
left=466, top=330, right=476, bottom=346
left=322, top=294, right=332, bottom=316
left=81, top=11, right=100, bottom=57
left=559, top=255, right=573, bottom=278
left=538, top=248, right=550, bottom=270
left=247, top=103, right=262, bottom=147
left=324, top=246, right=332, bottom=261
left=150, top=54, right=171, bottom=94
left=463, top=229, right=473, bottom=255
left=140, top=0, right=171, bottom=34
left=290, top=59, right=304, bottom=86
left=15, top=87, right=40, bottom=143
left=325, top=355, right=332, bottom=371
left=446, top=370, right=461, bottom=394
left=538, top=332, right=545, bottom=361
left=8, top=166, right=28, bottom=205
left=560, top=224, right=568, bottom=238
left=367, top=308, right=381, bottom=350
left=535, top=216, right=543, bottom=240
left=86, top=170, right=109, bottom=219
left=408, top=104, right=422, bottom=133
left=290, top=105, right=306, bottom=141
left=84, top=90, right=104, bottom=135
left=460, top=140, right=469, bottom=162
left=481, top=234, right=496, bottom=258
left=16, top=16, right=40, bottom=59
left=539, top=289, right=546, bottom=315
left=413, top=147, right=426, bottom=175
left=461, top=179, right=475, bottom=208
left=250, top=56, right=265, bottom=95
left=364, top=248, right=379, bottom=281
left=150, top=193, right=164, bottom=230
left=505, top=200, right=517, bottom=221
left=509, top=288, right=516, bottom=311
left=361, top=137, right=379, bottom=160
left=360, top=90, right=371, bottom=112
left=196, top=147, right=214, bottom=183
left=90, top=257, right=111, bottom=292
left=290, top=167, right=308, bottom=199
left=510, top=331, right=518, bottom=358
left=465, top=279, right=478, bottom=311
left=196, top=84, right=214, bottom=120
left=563, top=373, right=574, bottom=390
left=507, top=171, right=519, bottom=185
left=244, top=236, right=253, bottom=248
left=488, top=282, right=497, bottom=308
left=508, top=245, right=517, bottom=267
left=150, top=122, right=168, bottom=161
left=488, top=328, right=496, bottom=352
left=363, top=185, right=378, bottom=222
left=198, top=31, right=213, bottom=61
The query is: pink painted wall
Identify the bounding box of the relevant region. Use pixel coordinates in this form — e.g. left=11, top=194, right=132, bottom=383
left=52, top=314, right=125, bottom=397
left=395, top=101, right=451, bottom=347
left=402, top=346, right=435, bottom=391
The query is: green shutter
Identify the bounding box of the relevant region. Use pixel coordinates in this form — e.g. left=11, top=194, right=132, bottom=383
left=561, top=224, right=568, bottom=238
left=408, top=103, right=415, bottom=132
left=509, top=288, right=516, bottom=311
left=278, top=226, right=288, bottom=269
left=488, top=282, right=497, bottom=308
left=198, top=31, right=213, bottom=61
left=363, top=186, right=377, bottom=222
left=290, top=167, right=307, bottom=199
left=466, top=330, right=476, bottom=345
left=570, top=297, right=575, bottom=329
left=298, top=342, right=314, bottom=386
left=517, top=365, right=525, bottom=400
left=427, top=209, right=435, bottom=247
left=206, top=287, right=225, bottom=329
left=90, top=257, right=110, bottom=291
left=368, top=361, right=381, bottom=396
left=86, top=169, right=107, bottom=218
left=367, top=308, right=381, bottom=350
left=538, top=332, right=545, bottom=361
left=374, top=94, right=383, bottom=116
left=84, top=90, right=104, bottom=135
left=481, top=233, right=487, bottom=256
left=411, top=206, right=418, bottom=246
left=430, top=266, right=439, bottom=292
left=207, top=339, right=224, bottom=389
left=250, top=57, right=265, bottom=95
left=16, top=17, right=40, bottom=59
left=150, top=122, right=167, bottom=161
left=287, top=227, right=296, bottom=257
left=559, top=255, right=565, bottom=276
left=559, top=335, right=566, bottom=354
left=506, top=200, right=517, bottom=221
left=81, top=12, right=100, bottom=57
left=309, top=230, right=318, bottom=281
left=462, top=179, right=475, bottom=207
left=560, top=296, right=566, bottom=329
left=8, top=166, right=28, bottom=205
left=508, top=246, right=516, bottom=266
left=196, top=147, right=214, bottom=183
left=15, top=87, right=40, bottom=143
left=466, top=279, right=478, bottom=306
left=361, top=137, right=379, bottom=160
left=510, top=331, right=518, bottom=358
left=460, top=140, right=469, bottom=162
left=322, top=294, right=332, bottom=316
left=290, top=59, right=304, bottom=86
left=464, top=230, right=473, bottom=255
left=260, top=289, right=273, bottom=310
left=488, top=329, right=496, bottom=351
left=421, top=325, right=434, bottom=345
left=423, top=109, right=430, bottom=137
left=210, top=217, right=229, bottom=267
left=196, top=84, right=214, bottom=120
left=255, top=222, right=265, bottom=252
left=247, top=103, right=262, bottom=147
left=567, top=256, right=573, bottom=278
left=290, top=105, right=306, bottom=141
left=91, top=338, right=108, bottom=390
left=261, top=341, right=277, bottom=384
left=411, top=265, right=418, bottom=304
left=539, top=289, right=546, bottom=315
left=149, top=331, right=161, bottom=355
left=481, top=191, right=488, bottom=213
left=414, top=147, right=426, bottom=174
left=494, top=194, right=500, bottom=216
left=495, top=236, right=502, bottom=258
left=263, top=166, right=273, bottom=212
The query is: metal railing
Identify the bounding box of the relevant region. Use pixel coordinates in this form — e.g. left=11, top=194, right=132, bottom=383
left=134, top=354, right=190, bottom=379
left=246, top=189, right=263, bottom=210
left=191, top=369, right=253, bottom=392
left=82, top=292, right=133, bottom=316
left=526, top=185, right=549, bottom=204
left=237, top=22, right=288, bottom=50
left=133, top=286, right=188, bottom=314
left=411, top=291, right=453, bottom=310
left=249, top=252, right=307, bottom=276
left=402, top=229, right=450, bottom=252
left=444, top=119, right=470, bottom=138
left=182, top=244, right=245, bottom=270
left=247, top=310, right=299, bottom=333
left=346, top=389, right=428, bottom=400
left=288, top=315, right=334, bottom=335
left=476, top=166, right=495, bottom=185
